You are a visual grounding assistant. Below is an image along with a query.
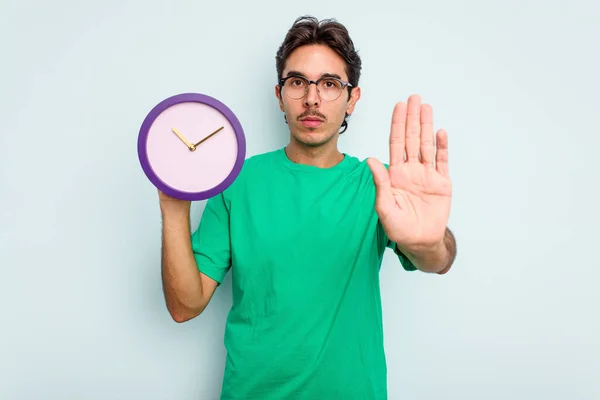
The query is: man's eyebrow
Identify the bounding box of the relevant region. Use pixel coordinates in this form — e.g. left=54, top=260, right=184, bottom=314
left=320, top=72, right=343, bottom=80
left=284, top=70, right=344, bottom=80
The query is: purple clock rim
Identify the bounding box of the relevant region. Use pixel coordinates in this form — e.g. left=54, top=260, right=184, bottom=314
left=137, top=92, right=246, bottom=201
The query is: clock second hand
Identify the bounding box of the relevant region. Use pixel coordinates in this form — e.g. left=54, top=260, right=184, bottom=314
left=194, top=126, right=224, bottom=148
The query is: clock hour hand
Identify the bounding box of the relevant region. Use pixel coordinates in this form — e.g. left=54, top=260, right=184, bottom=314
left=194, top=126, right=224, bottom=147
left=171, top=128, right=195, bottom=150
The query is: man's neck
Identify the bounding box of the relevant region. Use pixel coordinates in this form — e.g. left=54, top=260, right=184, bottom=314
left=284, top=141, right=344, bottom=169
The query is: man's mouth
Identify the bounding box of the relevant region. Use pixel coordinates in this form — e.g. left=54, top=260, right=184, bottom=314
left=299, top=116, right=325, bottom=128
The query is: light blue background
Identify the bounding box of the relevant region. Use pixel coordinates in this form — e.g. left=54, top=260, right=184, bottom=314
left=1, top=0, right=599, bottom=399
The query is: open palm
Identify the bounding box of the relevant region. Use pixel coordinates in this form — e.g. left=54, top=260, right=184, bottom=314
left=367, top=94, right=452, bottom=250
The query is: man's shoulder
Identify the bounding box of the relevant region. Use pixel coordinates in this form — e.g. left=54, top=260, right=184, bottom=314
left=341, top=153, right=380, bottom=178
left=236, top=148, right=280, bottom=178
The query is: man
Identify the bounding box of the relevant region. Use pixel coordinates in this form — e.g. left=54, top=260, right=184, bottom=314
left=158, top=15, right=456, bottom=400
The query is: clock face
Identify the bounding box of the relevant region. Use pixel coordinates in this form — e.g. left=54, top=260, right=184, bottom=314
left=137, top=93, right=246, bottom=201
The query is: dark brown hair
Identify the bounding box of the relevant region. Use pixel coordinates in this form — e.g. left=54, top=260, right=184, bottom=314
left=275, top=15, right=362, bottom=134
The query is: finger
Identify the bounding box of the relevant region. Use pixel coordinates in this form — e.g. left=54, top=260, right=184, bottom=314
left=435, top=129, right=449, bottom=177
left=405, top=94, right=421, bottom=162
left=366, top=158, right=395, bottom=216
left=420, top=104, right=435, bottom=169
left=389, top=102, right=407, bottom=165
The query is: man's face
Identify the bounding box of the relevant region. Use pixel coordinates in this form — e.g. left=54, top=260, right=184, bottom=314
left=275, top=44, right=361, bottom=147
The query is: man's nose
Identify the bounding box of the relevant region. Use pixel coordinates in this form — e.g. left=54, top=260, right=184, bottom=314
left=304, top=83, right=320, bottom=107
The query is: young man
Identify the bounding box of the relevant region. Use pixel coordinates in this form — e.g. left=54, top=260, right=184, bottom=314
left=158, top=15, right=456, bottom=400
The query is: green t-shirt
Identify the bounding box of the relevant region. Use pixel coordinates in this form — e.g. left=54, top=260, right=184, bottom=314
left=191, top=147, right=417, bottom=400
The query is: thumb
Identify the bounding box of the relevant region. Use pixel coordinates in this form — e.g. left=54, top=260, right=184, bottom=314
left=366, top=157, right=395, bottom=213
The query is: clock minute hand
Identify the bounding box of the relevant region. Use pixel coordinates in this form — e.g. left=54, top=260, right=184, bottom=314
left=194, top=126, right=224, bottom=147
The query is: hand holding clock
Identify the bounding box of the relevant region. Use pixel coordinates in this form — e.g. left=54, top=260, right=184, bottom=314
left=158, top=187, right=191, bottom=216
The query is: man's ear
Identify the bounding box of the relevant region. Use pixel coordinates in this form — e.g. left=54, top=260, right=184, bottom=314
left=275, top=85, right=284, bottom=111
left=346, top=86, right=361, bottom=115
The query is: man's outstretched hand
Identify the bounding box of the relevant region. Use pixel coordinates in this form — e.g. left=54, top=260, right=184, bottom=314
left=367, top=94, right=452, bottom=255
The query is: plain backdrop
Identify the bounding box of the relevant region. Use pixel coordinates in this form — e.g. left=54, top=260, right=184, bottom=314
left=1, top=0, right=599, bottom=399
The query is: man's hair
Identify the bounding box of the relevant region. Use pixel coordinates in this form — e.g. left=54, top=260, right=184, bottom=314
left=275, top=15, right=362, bottom=134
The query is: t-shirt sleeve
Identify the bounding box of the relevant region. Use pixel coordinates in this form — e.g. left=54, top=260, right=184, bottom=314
left=190, top=192, right=232, bottom=285
left=386, top=239, right=418, bottom=271
left=376, top=214, right=418, bottom=272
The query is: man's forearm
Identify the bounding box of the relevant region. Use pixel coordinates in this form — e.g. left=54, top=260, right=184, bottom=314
left=397, top=227, right=457, bottom=274
left=161, top=211, right=207, bottom=321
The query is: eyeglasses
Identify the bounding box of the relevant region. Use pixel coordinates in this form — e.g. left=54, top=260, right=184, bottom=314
left=279, top=75, right=353, bottom=102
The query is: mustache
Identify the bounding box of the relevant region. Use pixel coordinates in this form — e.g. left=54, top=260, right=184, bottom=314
left=297, top=110, right=326, bottom=120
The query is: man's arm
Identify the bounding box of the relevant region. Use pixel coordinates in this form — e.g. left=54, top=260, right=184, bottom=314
left=396, top=227, right=457, bottom=274
left=159, top=191, right=218, bottom=323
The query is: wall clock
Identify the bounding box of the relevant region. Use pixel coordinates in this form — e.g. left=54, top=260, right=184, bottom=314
left=137, top=93, right=246, bottom=201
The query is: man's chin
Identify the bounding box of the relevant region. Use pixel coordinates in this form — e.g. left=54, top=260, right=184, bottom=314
left=292, top=130, right=336, bottom=147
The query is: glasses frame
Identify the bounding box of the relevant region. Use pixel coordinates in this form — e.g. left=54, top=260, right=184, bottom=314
left=278, top=74, right=353, bottom=101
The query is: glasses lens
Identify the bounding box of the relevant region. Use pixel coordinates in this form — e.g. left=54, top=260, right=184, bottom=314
left=317, top=78, right=343, bottom=101
left=283, top=77, right=308, bottom=99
